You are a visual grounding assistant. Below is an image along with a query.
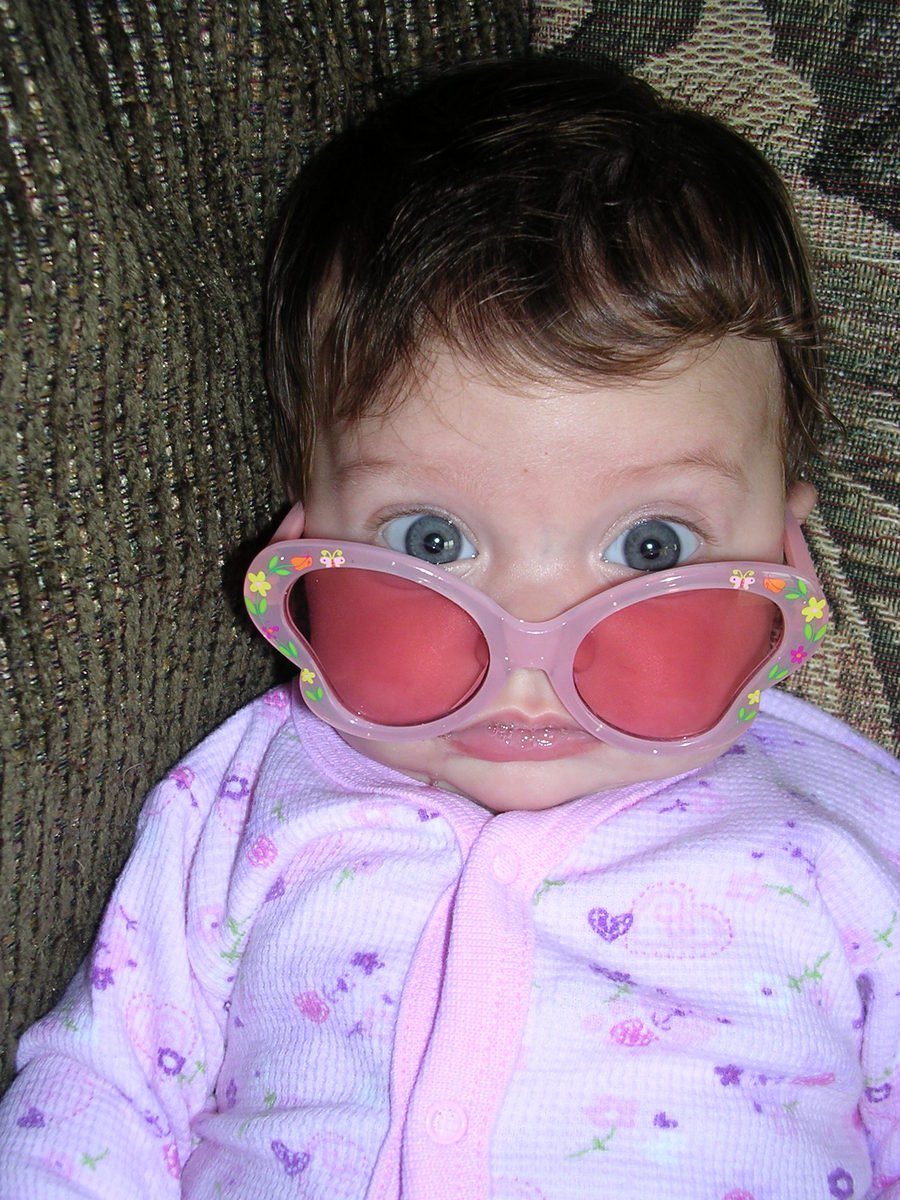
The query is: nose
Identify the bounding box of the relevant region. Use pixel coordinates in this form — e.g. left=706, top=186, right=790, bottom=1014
left=484, top=553, right=602, bottom=624
left=490, top=665, right=573, bottom=716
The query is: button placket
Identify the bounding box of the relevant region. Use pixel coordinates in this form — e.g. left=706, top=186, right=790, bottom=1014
left=403, top=813, right=575, bottom=1196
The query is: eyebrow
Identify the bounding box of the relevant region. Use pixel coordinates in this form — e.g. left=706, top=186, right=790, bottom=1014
left=633, top=448, right=749, bottom=488
left=333, top=456, right=417, bottom=487
left=331, top=445, right=751, bottom=497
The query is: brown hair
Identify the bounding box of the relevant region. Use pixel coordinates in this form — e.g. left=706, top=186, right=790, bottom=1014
left=266, top=56, right=832, bottom=499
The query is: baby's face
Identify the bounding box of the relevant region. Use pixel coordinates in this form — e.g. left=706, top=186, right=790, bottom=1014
left=300, top=338, right=815, bottom=812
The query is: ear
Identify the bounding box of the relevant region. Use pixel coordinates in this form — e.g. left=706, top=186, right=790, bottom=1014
left=271, top=502, right=305, bottom=542
left=786, top=479, right=817, bottom=523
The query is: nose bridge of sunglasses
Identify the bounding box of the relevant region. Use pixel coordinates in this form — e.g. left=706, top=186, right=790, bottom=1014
left=499, top=620, right=571, bottom=672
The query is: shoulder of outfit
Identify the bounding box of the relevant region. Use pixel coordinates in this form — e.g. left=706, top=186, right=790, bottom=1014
left=1, top=682, right=899, bottom=1200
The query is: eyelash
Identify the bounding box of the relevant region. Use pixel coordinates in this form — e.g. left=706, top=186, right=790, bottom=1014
left=372, top=505, right=477, bottom=541
left=641, top=512, right=707, bottom=539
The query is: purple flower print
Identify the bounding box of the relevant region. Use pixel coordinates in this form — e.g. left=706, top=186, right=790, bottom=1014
left=225, top=1078, right=237, bottom=1109
left=118, top=905, right=138, bottom=931
left=653, top=1112, right=678, bottom=1129
left=866, top=1083, right=892, bottom=1103
left=417, top=807, right=440, bottom=821
left=658, top=797, right=689, bottom=814
left=143, top=1110, right=166, bottom=1136
left=219, top=775, right=250, bottom=802
left=715, top=1064, right=743, bottom=1086
left=17, top=1106, right=45, bottom=1129
left=265, top=876, right=286, bottom=903
left=90, top=965, right=115, bottom=990
left=271, top=1140, right=310, bottom=1177
left=351, top=952, right=384, bottom=976
left=591, top=965, right=635, bottom=986
left=157, top=1047, right=186, bottom=1076
left=828, top=1167, right=854, bottom=1198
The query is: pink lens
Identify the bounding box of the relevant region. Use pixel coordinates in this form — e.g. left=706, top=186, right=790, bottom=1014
left=573, top=590, right=780, bottom=739
left=303, top=568, right=489, bottom=726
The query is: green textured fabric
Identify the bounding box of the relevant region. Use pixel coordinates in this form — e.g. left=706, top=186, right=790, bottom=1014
left=0, top=0, right=527, bottom=1089
left=1, top=0, right=897, bottom=1093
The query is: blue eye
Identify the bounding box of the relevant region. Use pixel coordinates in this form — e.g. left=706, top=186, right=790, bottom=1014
left=603, top=519, right=699, bottom=572
left=382, top=513, right=477, bottom=565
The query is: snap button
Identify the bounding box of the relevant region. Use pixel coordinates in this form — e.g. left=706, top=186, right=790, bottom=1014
left=425, top=1101, right=468, bottom=1144
left=491, top=847, right=520, bottom=884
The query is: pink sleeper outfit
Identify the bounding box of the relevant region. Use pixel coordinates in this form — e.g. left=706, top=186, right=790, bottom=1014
left=1, top=684, right=899, bottom=1199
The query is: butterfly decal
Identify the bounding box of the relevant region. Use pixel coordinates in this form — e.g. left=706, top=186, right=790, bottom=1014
left=729, top=569, right=756, bottom=590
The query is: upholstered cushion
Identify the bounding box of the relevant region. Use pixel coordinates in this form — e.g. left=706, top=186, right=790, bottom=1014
left=0, top=0, right=527, bottom=1088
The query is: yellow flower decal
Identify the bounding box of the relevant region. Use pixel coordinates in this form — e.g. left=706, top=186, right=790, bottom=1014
left=248, top=571, right=271, bottom=597
left=747, top=690, right=761, bottom=705
left=300, top=668, right=316, bottom=684
left=801, top=597, right=826, bottom=622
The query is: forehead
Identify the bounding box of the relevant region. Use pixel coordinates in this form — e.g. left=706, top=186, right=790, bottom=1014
left=312, top=337, right=782, bottom=490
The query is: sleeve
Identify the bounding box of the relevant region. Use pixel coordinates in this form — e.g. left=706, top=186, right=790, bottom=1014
left=857, top=901, right=900, bottom=1197
left=813, top=751, right=900, bottom=1198
left=0, top=705, right=264, bottom=1198
left=776, top=695, right=900, bottom=1197
left=851, top=773, right=900, bottom=1196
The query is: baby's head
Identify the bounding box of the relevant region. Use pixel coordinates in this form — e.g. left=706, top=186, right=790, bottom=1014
left=254, top=57, right=833, bottom=811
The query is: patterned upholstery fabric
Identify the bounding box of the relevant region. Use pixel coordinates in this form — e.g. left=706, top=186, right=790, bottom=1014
left=0, top=0, right=896, bottom=1089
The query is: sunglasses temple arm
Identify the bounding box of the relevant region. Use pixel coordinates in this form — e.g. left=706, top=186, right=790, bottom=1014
left=783, top=511, right=818, bottom=580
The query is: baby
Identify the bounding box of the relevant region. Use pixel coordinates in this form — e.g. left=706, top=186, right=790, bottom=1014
left=2, top=56, right=899, bottom=1200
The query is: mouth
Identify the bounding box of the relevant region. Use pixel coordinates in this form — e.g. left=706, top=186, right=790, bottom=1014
left=445, top=710, right=599, bottom=762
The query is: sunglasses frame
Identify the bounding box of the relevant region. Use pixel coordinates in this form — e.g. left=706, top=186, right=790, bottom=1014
left=244, top=513, right=829, bottom=754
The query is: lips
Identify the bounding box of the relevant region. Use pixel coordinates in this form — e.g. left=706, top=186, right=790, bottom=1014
left=445, top=710, right=598, bottom=762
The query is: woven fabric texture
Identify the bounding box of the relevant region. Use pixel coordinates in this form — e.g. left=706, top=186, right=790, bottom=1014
left=1, top=0, right=896, bottom=1093
left=0, top=0, right=527, bottom=1089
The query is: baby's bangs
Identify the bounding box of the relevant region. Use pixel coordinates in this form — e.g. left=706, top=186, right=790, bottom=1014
left=414, top=152, right=817, bottom=392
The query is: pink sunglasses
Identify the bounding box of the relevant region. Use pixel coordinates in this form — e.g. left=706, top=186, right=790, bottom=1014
left=244, top=513, right=829, bottom=755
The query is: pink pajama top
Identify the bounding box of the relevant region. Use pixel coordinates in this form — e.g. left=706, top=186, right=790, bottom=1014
left=1, top=684, right=899, bottom=1199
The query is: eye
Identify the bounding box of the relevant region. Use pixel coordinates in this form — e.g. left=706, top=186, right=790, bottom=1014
left=603, top=518, right=699, bottom=572
left=382, top=513, right=477, bottom=565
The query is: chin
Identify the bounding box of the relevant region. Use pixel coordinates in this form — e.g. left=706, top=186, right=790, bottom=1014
left=339, top=732, right=731, bottom=814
